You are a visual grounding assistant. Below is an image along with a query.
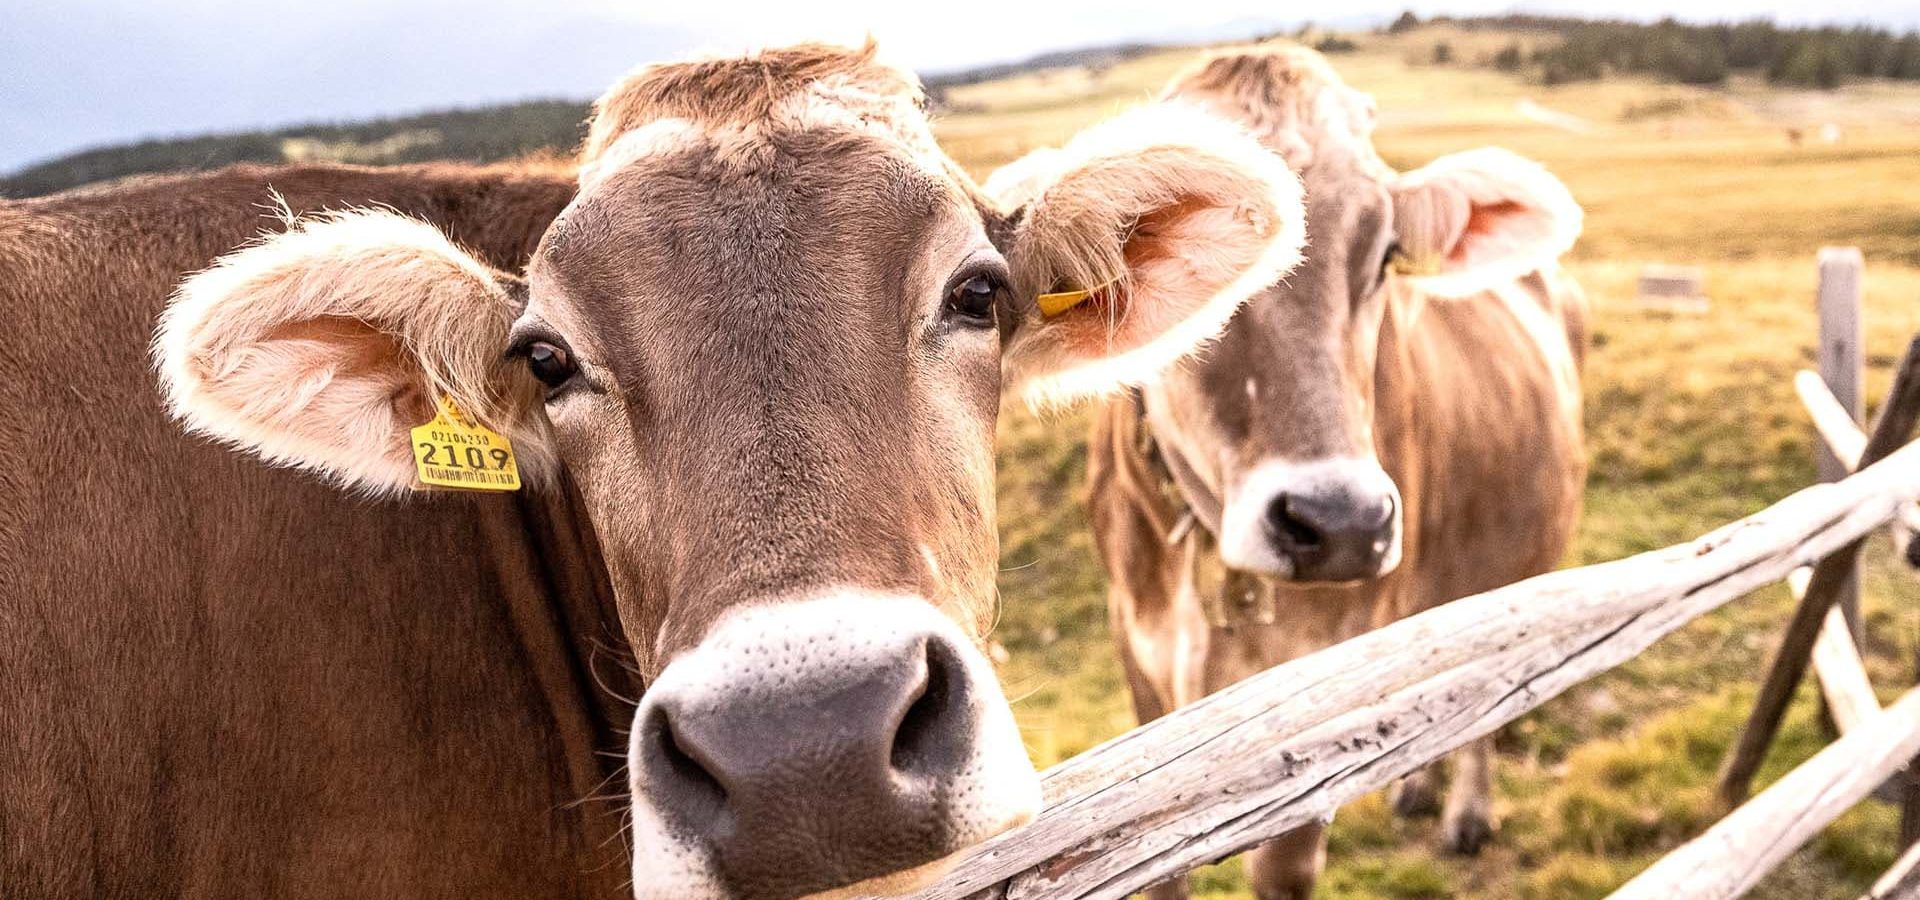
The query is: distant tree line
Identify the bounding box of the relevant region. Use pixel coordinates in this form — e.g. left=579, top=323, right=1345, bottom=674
left=4, top=45, right=1167, bottom=198
left=10, top=16, right=1916, bottom=197
left=1, top=101, right=589, bottom=198
left=1395, top=12, right=1920, bottom=89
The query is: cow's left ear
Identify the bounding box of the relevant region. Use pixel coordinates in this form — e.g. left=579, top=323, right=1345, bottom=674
left=155, top=210, right=556, bottom=495
left=1390, top=147, right=1582, bottom=298
left=992, top=104, right=1306, bottom=408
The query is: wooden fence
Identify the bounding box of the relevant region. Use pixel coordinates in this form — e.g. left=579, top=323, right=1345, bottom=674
left=880, top=251, right=1920, bottom=900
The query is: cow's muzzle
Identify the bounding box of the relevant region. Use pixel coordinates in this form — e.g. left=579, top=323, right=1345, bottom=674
left=1219, top=457, right=1404, bottom=583
left=625, top=592, right=1039, bottom=900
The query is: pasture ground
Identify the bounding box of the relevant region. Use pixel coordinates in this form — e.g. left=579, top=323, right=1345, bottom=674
left=938, top=26, right=1920, bottom=900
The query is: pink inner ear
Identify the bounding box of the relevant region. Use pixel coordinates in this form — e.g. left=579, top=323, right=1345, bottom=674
left=1383, top=150, right=1578, bottom=300
left=1452, top=200, right=1527, bottom=267
left=1051, top=200, right=1244, bottom=362
left=1443, top=199, right=1536, bottom=274
left=214, top=315, right=427, bottom=456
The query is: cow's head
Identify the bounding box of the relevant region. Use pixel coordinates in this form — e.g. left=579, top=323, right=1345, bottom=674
left=154, top=43, right=1304, bottom=900
left=1011, top=45, right=1577, bottom=585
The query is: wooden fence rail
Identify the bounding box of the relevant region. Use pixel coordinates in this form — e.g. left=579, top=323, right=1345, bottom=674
left=1614, top=685, right=1920, bottom=898
left=895, top=437, right=1920, bottom=900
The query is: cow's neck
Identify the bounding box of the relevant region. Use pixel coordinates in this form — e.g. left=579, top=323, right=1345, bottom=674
left=1143, top=417, right=1398, bottom=654
left=473, top=477, right=638, bottom=804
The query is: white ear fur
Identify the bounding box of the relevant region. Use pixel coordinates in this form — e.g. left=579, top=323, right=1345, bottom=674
left=983, top=146, right=1068, bottom=213
left=996, top=103, right=1307, bottom=409
left=1391, top=147, right=1582, bottom=299
left=155, top=210, right=544, bottom=495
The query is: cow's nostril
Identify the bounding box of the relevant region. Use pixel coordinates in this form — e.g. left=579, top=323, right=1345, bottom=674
left=892, top=638, right=959, bottom=774
left=646, top=704, right=727, bottom=828
left=1372, top=492, right=1399, bottom=530
left=1270, top=494, right=1325, bottom=550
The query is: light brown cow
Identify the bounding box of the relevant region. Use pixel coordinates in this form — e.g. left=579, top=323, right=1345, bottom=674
left=1008, top=46, right=1588, bottom=899
left=2, top=43, right=1311, bottom=900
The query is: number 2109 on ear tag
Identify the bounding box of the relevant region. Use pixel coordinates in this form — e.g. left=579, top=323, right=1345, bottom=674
left=411, top=394, right=522, bottom=491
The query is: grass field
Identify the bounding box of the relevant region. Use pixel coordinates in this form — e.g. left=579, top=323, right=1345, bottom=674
left=936, top=27, right=1920, bottom=899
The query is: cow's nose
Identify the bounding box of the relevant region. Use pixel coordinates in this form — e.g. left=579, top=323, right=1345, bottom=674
left=626, top=595, right=1039, bottom=900
left=1264, top=482, right=1397, bottom=582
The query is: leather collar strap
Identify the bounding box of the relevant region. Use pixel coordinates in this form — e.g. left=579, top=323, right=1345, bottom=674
left=1134, top=407, right=1277, bottom=628
left=1150, top=419, right=1225, bottom=543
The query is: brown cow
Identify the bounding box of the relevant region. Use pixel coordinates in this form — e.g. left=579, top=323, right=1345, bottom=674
left=1002, top=46, right=1587, bottom=899
left=2, top=43, right=1310, bottom=900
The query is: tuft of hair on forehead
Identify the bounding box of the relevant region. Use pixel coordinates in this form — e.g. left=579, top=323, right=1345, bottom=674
left=1162, top=43, right=1383, bottom=173
left=580, top=39, right=928, bottom=167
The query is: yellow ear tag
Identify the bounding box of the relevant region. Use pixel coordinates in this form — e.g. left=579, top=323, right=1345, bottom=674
left=411, top=394, right=522, bottom=491
left=1036, top=278, right=1119, bottom=319
left=1388, top=250, right=1438, bottom=277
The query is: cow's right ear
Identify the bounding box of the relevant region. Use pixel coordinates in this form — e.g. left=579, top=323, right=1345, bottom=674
left=1389, top=147, right=1582, bottom=298
left=155, top=210, right=554, bottom=495
left=990, top=104, right=1306, bottom=408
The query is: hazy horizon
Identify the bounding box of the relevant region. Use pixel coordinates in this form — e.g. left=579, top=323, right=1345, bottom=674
left=5, top=0, right=1919, bottom=173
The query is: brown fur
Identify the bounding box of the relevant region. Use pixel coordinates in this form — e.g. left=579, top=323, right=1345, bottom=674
left=0, top=163, right=640, bottom=899
left=1163, top=46, right=1385, bottom=175
left=582, top=40, right=921, bottom=162
left=1087, top=46, right=1587, bottom=899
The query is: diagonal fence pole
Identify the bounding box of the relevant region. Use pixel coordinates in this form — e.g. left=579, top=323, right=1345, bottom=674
left=1801, top=364, right=1920, bottom=569
left=1616, top=686, right=1920, bottom=900
left=1794, top=373, right=1889, bottom=737
left=1717, top=335, right=1920, bottom=808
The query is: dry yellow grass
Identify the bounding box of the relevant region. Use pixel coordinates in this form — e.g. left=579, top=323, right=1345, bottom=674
left=938, top=27, right=1920, bottom=900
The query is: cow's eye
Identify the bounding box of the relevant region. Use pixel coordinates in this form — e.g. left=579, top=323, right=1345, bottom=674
left=525, top=341, right=576, bottom=388
left=945, top=273, right=1002, bottom=326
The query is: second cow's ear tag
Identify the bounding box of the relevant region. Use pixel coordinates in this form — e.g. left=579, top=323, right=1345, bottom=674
left=1037, top=277, right=1120, bottom=319
left=1388, top=246, right=1436, bottom=277
left=411, top=394, right=521, bottom=491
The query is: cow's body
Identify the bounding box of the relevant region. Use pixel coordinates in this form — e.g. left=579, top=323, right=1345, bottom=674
left=1091, top=269, right=1585, bottom=900
left=1071, top=45, right=1589, bottom=900
left=1093, top=268, right=1585, bottom=707
left=0, top=164, right=639, bottom=898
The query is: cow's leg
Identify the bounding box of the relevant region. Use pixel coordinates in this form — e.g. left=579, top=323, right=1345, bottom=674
left=1391, top=763, right=1443, bottom=817
left=1245, top=823, right=1328, bottom=900
left=1440, top=736, right=1495, bottom=854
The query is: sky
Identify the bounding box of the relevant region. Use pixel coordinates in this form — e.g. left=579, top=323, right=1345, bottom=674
left=4, top=0, right=1919, bottom=172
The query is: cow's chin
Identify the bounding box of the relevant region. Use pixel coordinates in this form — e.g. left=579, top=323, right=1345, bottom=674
left=623, top=592, right=1042, bottom=900
left=1218, top=536, right=1405, bottom=587
left=796, top=846, right=982, bottom=900
left=623, top=805, right=1037, bottom=900
left=1218, top=539, right=1405, bottom=588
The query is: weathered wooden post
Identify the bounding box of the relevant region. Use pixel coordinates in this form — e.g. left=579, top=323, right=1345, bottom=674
left=1819, top=247, right=1865, bottom=643
left=1718, top=334, right=1920, bottom=809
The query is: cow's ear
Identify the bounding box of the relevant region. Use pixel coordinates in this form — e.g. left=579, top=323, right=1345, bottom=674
left=1390, top=147, right=1581, bottom=298
left=155, top=210, right=554, bottom=495
left=993, top=104, right=1306, bottom=408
